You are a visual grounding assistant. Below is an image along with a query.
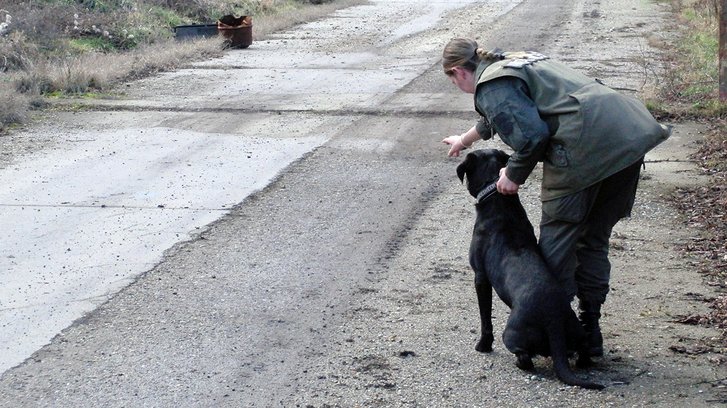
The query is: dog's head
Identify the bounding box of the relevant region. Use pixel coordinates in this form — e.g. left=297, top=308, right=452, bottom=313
left=456, top=149, right=510, bottom=198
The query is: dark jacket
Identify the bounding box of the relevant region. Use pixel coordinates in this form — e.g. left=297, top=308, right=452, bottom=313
left=473, top=52, right=670, bottom=200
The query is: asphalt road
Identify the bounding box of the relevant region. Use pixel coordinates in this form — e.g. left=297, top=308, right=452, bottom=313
left=3, top=0, right=721, bottom=407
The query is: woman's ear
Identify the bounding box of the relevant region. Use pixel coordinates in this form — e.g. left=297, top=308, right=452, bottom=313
left=450, top=67, right=475, bottom=94
left=450, top=66, right=464, bottom=78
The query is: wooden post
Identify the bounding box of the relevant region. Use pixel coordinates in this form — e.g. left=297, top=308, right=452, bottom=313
left=720, top=0, right=727, bottom=100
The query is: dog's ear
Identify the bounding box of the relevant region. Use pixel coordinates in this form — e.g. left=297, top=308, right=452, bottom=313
left=456, top=155, right=469, bottom=183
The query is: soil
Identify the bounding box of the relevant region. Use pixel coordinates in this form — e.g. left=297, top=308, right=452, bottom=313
left=0, top=0, right=725, bottom=406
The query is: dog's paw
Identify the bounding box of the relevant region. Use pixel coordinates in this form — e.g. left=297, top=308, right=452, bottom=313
left=475, top=341, right=493, bottom=353
left=576, top=354, right=594, bottom=369
left=515, top=353, right=534, bottom=371
left=475, top=334, right=494, bottom=353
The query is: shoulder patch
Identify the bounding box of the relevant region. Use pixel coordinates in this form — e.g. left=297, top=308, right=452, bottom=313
left=502, top=51, right=549, bottom=68
left=492, top=112, right=514, bottom=136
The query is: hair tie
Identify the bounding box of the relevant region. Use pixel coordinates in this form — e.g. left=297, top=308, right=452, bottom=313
left=487, top=48, right=505, bottom=60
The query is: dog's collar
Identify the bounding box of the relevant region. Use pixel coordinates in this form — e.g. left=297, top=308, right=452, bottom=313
left=475, top=181, right=499, bottom=203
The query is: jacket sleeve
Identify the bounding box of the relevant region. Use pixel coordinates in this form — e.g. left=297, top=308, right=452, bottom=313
left=475, top=116, right=493, bottom=140
left=475, top=76, right=550, bottom=185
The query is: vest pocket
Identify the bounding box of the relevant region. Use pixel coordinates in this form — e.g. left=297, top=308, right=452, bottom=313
left=542, top=187, right=594, bottom=223
left=546, top=143, right=569, bottom=167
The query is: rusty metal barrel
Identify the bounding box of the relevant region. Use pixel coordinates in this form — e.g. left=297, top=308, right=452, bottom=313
left=217, top=15, right=253, bottom=49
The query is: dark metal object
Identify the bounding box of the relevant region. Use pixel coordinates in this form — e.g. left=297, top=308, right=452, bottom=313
left=218, top=15, right=253, bottom=49
left=173, top=24, right=218, bottom=40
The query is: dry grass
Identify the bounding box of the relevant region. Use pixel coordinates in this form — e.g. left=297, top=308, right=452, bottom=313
left=0, top=81, right=29, bottom=133
left=49, top=37, right=223, bottom=91
left=2, top=35, right=225, bottom=101
left=657, top=0, right=723, bottom=112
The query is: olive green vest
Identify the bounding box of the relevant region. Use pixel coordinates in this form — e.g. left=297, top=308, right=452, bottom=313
left=475, top=52, right=671, bottom=201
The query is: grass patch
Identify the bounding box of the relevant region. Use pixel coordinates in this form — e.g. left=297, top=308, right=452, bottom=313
left=69, top=36, right=118, bottom=53
left=659, top=0, right=722, bottom=111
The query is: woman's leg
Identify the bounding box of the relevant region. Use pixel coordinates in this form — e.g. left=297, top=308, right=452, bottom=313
left=540, top=158, right=643, bottom=355
left=573, top=158, right=643, bottom=356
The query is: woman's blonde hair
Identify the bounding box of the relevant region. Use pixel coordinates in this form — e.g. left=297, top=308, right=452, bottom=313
left=442, top=38, right=504, bottom=75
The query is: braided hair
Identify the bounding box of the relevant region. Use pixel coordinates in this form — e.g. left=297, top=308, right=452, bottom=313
left=442, top=38, right=504, bottom=75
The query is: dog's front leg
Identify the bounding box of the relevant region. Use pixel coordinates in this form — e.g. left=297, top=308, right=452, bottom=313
left=475, top=281, right=494, bottom=352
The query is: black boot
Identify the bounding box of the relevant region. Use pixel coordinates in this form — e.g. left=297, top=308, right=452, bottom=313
left=578, top=300, right=604, bottom=357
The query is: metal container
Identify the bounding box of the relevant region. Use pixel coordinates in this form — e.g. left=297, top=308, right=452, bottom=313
left=173, top=24, right=218, bottom=40
left=217, top=15, right=253, bottom=49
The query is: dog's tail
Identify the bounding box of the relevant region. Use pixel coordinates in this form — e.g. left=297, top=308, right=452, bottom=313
left=547, top=321, right=605, bottom=390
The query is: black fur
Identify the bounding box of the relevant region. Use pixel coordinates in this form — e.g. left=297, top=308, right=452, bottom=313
left=457, top=149, right=604, bottom=390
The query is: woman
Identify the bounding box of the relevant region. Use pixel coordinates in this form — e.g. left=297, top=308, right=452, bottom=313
left=442, top=38, right=671, bottom=356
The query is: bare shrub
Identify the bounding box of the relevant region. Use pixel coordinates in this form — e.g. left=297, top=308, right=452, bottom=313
left=5, top=2, right=172, bottom=52
left=0, top=31, right=38, bottom=72
left=694, top=0, right=720, bottom=18
left=3, top=3, right=77, bottom=49
left=0, top=80, right=29, bottom=130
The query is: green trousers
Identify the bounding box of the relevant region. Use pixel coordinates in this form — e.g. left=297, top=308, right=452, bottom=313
left=539, top=158, right=644, bottom=304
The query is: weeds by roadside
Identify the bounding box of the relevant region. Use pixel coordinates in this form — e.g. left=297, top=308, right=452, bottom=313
left=656, top=0, right=726, bottom=116
left=661, top=0, right=727, bottom=354
left=0, top=81, right=29, bottom=128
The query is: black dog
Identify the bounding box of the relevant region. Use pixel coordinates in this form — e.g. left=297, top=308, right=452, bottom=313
left=457, top=149, right=603, bottom=390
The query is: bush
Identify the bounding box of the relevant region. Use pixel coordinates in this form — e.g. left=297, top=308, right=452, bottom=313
left=0, top=31, right=38, bottom=72
left=0, top=81, right=29, bottom=130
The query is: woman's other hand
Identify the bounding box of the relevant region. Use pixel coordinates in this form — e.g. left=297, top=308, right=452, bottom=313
left=497, top=167, right=520, bottom=194
left=442, top=135, right=470, bottom=157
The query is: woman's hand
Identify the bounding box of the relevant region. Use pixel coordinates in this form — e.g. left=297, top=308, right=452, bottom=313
left=442, top=135, right=471, bottom=157
left=497, top=167, right=519, bottom=194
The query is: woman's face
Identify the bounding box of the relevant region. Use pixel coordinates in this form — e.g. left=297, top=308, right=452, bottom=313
left=447, top=67, right=475, bottom=94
